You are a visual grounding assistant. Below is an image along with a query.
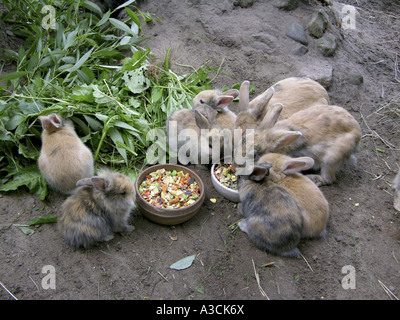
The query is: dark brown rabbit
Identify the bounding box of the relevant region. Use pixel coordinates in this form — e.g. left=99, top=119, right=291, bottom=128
left=58, top=170, right=135, bottom=249
left=38, top=113, right=94, bottom=194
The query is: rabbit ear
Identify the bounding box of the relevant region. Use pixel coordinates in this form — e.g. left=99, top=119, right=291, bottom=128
left=91, top=177, right=107, bottom=190
left=194, top=109, right=211, bottom=129
left=248, top=86, right=275, bottom=116
left=274, top=130, right=302, bottom=149
left=239, top=80, right=250, bottom=112
left=249, top=164, right=272, bottom=181
left=281, top=157, right=315, bottom=174
left=39, top=114, right=62, bottom=130
left=76, top=177, right=93, bottom=187
left=222, top=89, right=239, bottom=98
left=259, top=103, right=283, bottom=129
left=76, top=177, right=107, bottom=190
left=215, top=95, right=235, bottom=109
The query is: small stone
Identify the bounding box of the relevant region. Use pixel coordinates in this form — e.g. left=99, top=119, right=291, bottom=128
left=336, top=236, right=344, bottom=242
left=233, top=0, right=254, bottom=8
left=298, top=59, right=333, bottom=88
left=316, top=33, right=338, bottom=57
left=307, top=9, right=329, bottom=38
left=273, top=0, right=299, bottom=11
left=292, top=45, right=308, bottom=56
left=286, top=23, right=308, bottom=45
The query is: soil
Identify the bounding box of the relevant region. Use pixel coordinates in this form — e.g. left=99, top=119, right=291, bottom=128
left=1, top=0, right=400, bottom=301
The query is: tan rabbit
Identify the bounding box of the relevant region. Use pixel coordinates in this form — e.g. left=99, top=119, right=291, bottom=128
left=38, top=113, right=94, bottom=194
left=251, top=103, right=361, bottom=186
left=234, top=77, right=329, bottom=131
left=237, top=154, right=329, bottom=257
left=166, top=104, right=227, bottom=164
left=58, top=170, right=135, bottom=249
left=193, top=88, right=239, bottom=130
left=393, top=170, right=400, bottom=212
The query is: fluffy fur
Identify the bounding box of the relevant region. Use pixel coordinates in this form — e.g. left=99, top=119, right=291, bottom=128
left=58, top=170, right=135, bottom=249
left=38, top=113, right=94, bottom=194
left=237, top=153, right=329, bottom=257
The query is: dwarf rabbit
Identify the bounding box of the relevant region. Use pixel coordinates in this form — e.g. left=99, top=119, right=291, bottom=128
left=38, top=113, right=94, bottom=194
left=166, top=104, right=227, bottom=164
left=237, top=154, right=329, bottom=257
left=250, top=103, right=361, bottom=186
left=58, top=170, right=135, bottom=249
left=193, top=88, right=239, bottom=130
left=257, top=153, right=329, bottom=238
left=234, top=77, right=329, bottom=131
left=237, top=162, right=303, bottom=257
left=393, top=170, right=400, bottom=212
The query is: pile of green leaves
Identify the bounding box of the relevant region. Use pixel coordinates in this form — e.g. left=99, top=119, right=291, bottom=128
left=0, top=0, right=217, bottom=200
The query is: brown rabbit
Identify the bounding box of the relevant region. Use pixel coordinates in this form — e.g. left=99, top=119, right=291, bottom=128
left=38, top=113, right=94, bottom=194
left=234, top=77, right=329, bottom=131
left=58, top=170, right=135, bottom=249
left=250, top=103, right=361, bottom=186
left=166, top=104, right=227, bottom=164
left=237, top=153, right=329, bottom=257
left=193, top=88, right=239, bottom=130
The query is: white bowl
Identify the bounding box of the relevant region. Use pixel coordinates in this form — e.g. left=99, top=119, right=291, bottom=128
left=211, top=163, right=240, bottom=203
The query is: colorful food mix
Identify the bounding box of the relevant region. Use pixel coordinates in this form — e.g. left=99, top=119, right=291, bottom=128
left=139, top=169, right=201, bottom=209
left=213, top=162, right=238, bottom=190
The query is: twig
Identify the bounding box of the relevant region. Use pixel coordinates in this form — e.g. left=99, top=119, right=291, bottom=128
left=378, top=280, right=399, bottom=300
left=252, top=259, right=269, bottom=300
left=157, top=271, right=169, bottom=282
left=393, top=251, right=399, bottom=264
left=29, top=275, right=40, bottom=291
left=301, top=254, right=313, bottom=272
left=360, top=108, right=396, bottom=149
left=0, top=281, right=18, bottom=300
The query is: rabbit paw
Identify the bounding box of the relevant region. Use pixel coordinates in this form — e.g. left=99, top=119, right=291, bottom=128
left=102, top=234, right=114, bottom=242
left=306, top=174, right=324, bottom=187
left=124, top=225, right=135, bottom=233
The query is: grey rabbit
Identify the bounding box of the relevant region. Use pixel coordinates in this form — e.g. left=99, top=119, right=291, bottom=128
left=237, top=162, right=303, bottom=257
left=58, top=170, right=135, bottom=249
left=237, top=153, right=329, bottom=257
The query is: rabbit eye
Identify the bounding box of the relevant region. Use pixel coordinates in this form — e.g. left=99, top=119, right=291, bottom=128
left=200, top=99, right=205, bottom=104
left=120, top=191, right=126, bottom=196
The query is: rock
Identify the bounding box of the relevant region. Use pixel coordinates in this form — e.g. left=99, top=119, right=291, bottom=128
left=329, top=1, right=360, bottom=30
left=233, top=0, right=254, bottom=8
left=307, top=9, right=329, bottom=38
left=298, top=59, right=333, bottom=88
left=292, top=45, right=308, bottom=56
left=273, top=0, right=299, bottom=11
left=286, top=23, right=308, bottom=45
left=335, top=236, right=344, bottom=242
left=316, top=33, right=338, bottom=56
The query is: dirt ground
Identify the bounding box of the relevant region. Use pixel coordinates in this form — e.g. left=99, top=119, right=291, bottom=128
left=1, top=0, right=400, bottom=301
